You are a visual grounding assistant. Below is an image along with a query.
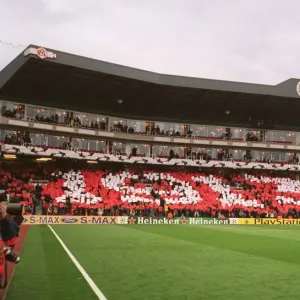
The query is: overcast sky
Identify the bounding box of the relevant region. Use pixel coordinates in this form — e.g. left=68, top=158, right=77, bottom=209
left=0, top=0, right=300, bottom=84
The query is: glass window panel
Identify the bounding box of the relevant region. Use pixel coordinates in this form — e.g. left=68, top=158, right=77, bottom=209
left=189, top=125, right=200, bottom=136
left=210, top=148, right=221, bottom=158
left=27, top=106, right=49, bottom=121
left=161, top=145, right=170, bottom=156
left=191, top=147, right=206, bottom=153
left=266, top=131, right=296, bottom=144
left=286, top=132, right=296, bottom=143
left=138, top=144, right=150, bottom=155
left=189, top=126, right=209, bottom=137
left=246, top=130, right=260, bottom=141
left=154, top=123, right=184, bottom=136
left=110, top=118, right=147, bottom=133
left=3, top=129, right=13, bottom=137
left=117, top=119, right=127, bottom=133
left=135, top=121, right=146, bottom=133
left=205, top=148, right=213, bottom=158
left=126, top=120, right=136, bottom=133
left=90, top=115, right=105, bottom=123
left=110, top=117, right=122, bottom=132
left=232, top=128, right=244, bottom=139
left=123, top=120, right=146, bottom=133
left=73, top=112, right=90, bottom=127
left=112, top=142, right=126, bottom=154
left=171, top=123, right=184, bottom=136
left=90, top=115, right=107, bottom=130
left=287, top=152, right=295, bottom=163
left=1, top=102, right=24, bottom=119
left=155, top=122, right=172, bottom=135
left=3, top=130, right=19, bottom=145
left=30, top=133, right=47, bottom=146
left=270, top=151, right=280, bottom=161
left=48, top=135, right=68, bottom=148
left=89, top=140, right=106, bottom=152
left=231, top=149, right=243, bottom=160
left=168, top=124, right=175, bottom=135
left=151, top=145, right=183, bottom=157
left=128, top=144, right=150, bottom=156
left=174, top=146, right=184, bottom=157
left=72, top=138, right=89, bottom=150
left=5, top=102, right=16, bottom=111
left=0, top=129, right=5, bottom=141
left=48, top=109, right=67, bottom=124
left=252, top=150, right=262, bottom=161
left=207, top=126, right=225, bottom=138
left=152, top=145, right=168, bottom=156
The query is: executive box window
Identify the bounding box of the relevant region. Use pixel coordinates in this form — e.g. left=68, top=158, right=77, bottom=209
left=48, top=135, right=69, bottom=148
left=231, top=149, right=243, bottom=160
left=72, top=138, right=89, bottom=151
left=90, top=115, right=107, bottom=130
left=112, top=142, right=126, bottom=154
left=128, top=144, right=151, bottom=156
left=110, top=118, right=126, bottom=132
left=155, top=123, right=184, bottom=136
left=48, top=109, right=67, bottom=124
left=73, top=113, right=90, bottom=127
left=251, top=150, right=288, bottom=162
left=265, top=131, right=295, bottom=144
left=89, top=140, right=106, bottom=152
left=110, top=118, right=147, bottom=133
left=30, top=133, right=47, bottom=146
left=232, top=128, right=244, bottom=139
left=127, top=120, right=146, bottom=133
left=27, top=106, right=49, bottom=121
left=152, top=145, right=183, bottom=157
left=188, top=126, right=225, bottom=138
left=1, top=102, right=24, bottom=119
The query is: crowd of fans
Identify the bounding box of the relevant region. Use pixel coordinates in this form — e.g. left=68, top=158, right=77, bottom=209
left=0, top=105, right=295, bottom=145
left=96, top=170, right=300, bottom=218
left=111, top=122, right=186, bottom=136
left=2, top=136, right=298, bottom=165
left=0, top=106, right=107, bottom=131
left=34, top=112, right=108, bottom=130
left=112, top=122, right=240, bottom=141
left=4, top=131, right=31, bottom=145
left=1, top=106, right=24, bottom=119
left=246, top=132, right=259, bottom=142
left=2, top=164, right=300, bottom=219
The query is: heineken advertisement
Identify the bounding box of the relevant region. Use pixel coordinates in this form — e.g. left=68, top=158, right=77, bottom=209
left=21, top=216, right=300, bottom=225
left=117, top=217, right=230, bottom=225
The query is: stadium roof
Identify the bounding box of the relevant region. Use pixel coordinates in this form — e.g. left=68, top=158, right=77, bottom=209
left=0, top=44, right=300, bottom=130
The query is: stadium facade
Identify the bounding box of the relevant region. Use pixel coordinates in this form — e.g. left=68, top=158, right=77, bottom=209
left=0, top=45, right=300, bottom=163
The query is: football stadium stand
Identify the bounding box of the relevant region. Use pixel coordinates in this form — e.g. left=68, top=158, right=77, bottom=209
left=2, top=45, right=300, bottom=221
left=2, top=162, right=300, bottom=219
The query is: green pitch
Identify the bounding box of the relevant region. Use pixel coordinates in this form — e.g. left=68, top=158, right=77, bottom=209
left=6, top=225, right=300, bottom=300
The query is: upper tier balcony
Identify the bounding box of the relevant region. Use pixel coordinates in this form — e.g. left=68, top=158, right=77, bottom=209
left=1, top=115, right=300, bottom=152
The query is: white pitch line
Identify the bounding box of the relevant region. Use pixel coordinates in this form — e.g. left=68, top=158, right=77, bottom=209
left=48, top=225, right=107, bottom=300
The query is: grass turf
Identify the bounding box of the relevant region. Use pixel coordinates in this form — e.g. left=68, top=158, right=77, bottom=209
left=6, top=224, right=300, bottom=300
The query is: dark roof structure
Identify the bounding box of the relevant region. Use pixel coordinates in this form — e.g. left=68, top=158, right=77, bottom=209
left=0, top=44, right=300, bottom=130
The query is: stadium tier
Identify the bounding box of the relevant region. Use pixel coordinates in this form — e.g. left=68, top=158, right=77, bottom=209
left=3, top=144, right=300, bottom=171
left=2, top=166, right=300, bottom=218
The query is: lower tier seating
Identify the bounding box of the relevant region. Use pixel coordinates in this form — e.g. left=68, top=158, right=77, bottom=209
left=2, top=166, right=300, bottom=218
